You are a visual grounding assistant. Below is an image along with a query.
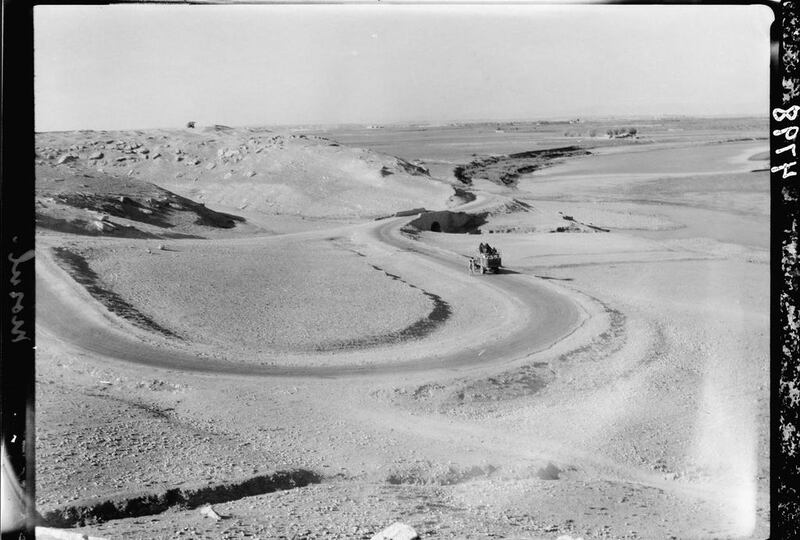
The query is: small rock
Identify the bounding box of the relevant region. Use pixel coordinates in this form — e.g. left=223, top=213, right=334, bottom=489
left=56, top=154, right=78, bottom=164
left=90, top=220, right=116, bottom=232
left=89, top=151, right=104, bottom=160
left=245, top=170, right=256, bottom=177
left=369, top=522, right=419, bottom=540
left=199, top=505, right=222, bottom=521
left=537, top=462, right=561, bottom=480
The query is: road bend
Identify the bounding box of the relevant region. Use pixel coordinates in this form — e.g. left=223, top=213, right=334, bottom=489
left=36, top=218, right=582, bottom=378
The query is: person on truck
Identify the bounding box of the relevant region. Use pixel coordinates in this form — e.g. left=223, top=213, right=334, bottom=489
left=479, top=243, right=487, bottom=254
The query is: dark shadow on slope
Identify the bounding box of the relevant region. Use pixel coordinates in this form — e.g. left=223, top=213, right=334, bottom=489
left=35, top=213, right=203, bottom=240
left=42, top=469, right=322, bottom=527
left=453, top=146, right=591, bottom=187
left=51, top=247, right=182, bottom=340
left=50, top=190, right=244, bottom=230
left=407, top=211, right=488, bottom=234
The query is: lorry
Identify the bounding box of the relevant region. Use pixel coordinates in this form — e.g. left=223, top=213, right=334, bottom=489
left=469, top=250, right=502, bottom=274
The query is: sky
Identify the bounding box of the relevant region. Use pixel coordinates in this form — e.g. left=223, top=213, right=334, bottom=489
left=34, top=4, right=773, bottom=131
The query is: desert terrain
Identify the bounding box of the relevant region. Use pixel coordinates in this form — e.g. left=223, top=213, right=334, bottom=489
left=34, top=117, right=769, bottom=539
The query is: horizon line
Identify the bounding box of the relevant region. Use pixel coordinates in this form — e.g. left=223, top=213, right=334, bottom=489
left=35, top=113, right=768, bottom=134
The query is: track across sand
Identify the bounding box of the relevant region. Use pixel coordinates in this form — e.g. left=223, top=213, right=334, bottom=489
left=36, top=217, right=581, bottom=378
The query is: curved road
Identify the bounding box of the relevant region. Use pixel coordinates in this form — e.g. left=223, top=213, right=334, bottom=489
left=36, top=217, right=582, bottom=378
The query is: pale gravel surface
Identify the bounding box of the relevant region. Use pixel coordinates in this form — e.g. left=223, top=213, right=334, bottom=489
left=34, top=125, right=769, bottom=539
left=62, top=477, right=744, bottom=540
left=83, top=237, right=435, bottom=354
left=487, top=257, right=770, bottom=524
left=35, top=356, right=283, bottom=509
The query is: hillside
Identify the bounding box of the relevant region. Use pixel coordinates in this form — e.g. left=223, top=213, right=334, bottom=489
left=35, top=127, right=455, bottom=224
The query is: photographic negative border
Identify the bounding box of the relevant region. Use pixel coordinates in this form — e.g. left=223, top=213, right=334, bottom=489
left=1, top=1, right=794, bottom=538
left=774, top=0, right=800, bottom=537
left=2, top=0, right=36, bottom=538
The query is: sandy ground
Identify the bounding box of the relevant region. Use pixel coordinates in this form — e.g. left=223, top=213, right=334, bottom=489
left=34, top=119, right=769, bottom=539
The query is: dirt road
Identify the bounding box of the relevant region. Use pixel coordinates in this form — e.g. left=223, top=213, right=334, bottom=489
left=36, top=216, right=581, bottom=378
